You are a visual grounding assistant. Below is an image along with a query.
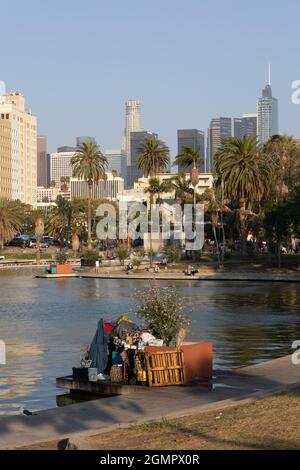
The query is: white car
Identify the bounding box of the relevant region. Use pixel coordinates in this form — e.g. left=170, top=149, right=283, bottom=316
left=0, top=256, right=5, bottom=261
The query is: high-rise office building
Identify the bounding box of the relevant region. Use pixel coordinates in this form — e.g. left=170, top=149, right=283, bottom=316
left=233, top=114, right=257, bottom=139
left=207, top=117, right=232, bottom=172
left=126, top=131, right=158, bottom=188
left=177, top=129, right=205, bottom=173
left=71, top=174, right=124, bottom=201
left=76, top=136, right=96, bottom=146
left=0, top=92, right=37, bottom=207
left=105, top=149, right=127, bottom=181
left=257, top=71, right=278, bottom=144
left=57, top=146, right=76, bottom=153
left=37, top=136, right=50, bottom=188
left=122, top=100, right=142, bottom=164
left=50, top=151, right=75, bottom=189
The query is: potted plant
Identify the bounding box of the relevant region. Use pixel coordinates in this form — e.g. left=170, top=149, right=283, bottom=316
left=55, top=250, right=72, bottom=274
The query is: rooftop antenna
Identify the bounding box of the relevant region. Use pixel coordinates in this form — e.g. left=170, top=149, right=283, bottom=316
left=268, top=63, right=271, bottom=86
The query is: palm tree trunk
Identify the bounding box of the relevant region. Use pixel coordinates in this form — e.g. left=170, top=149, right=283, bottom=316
left=87, top=182, right=93, bottom=250
left=212, top=222, right=221, bottom=268
left=220, top=211, right=226, bottom=266
left=149, top=194, right=153, bottom=268
left=239, top=199, right=247, bottom=256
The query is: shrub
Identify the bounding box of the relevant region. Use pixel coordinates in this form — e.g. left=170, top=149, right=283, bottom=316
left=81, top=249, right=99, bottom=267
left=165, top=243, right=180, bottom=263
left=136, top=287, right=191, bottom=346
left=56, top=250, right=68, bottom=265
left=116, top=246, right=129, bottom=266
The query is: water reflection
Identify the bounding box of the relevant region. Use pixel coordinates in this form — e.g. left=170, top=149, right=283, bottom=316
left=0, top=269, right=300, bottom=416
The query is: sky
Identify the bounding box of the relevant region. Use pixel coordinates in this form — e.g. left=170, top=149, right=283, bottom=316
left=1, top=0, right=300, bottom=159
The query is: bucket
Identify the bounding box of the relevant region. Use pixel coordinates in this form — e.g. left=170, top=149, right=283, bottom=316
left=88, top=368, right=98, bottom=382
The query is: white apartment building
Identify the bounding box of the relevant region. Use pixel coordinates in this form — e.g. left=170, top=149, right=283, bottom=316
left=70, top=173, right=124, bottom=201
left=37, top=186, right=59, bottom=203
left=0, top=92, right=37, bottom=207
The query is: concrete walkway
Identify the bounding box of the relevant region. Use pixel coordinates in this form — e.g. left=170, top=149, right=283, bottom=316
left=0, top=355, right=299, bottom=449
left=81, top=271, right=300, bottom=282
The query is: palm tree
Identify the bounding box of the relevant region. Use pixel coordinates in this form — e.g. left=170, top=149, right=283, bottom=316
left=47, top=196, right=73, bottom=244
left=215, top=136, right=273, bottom=253
left=60, top=176, right=70, bottom=193
left=200, top=188, right=230, bottom=267
left=143, top=178, right=165, bottom=266
left=138, top=137, right=170, bottom=177
left=173, top=146, right=204, bottom=171
left=0, top=198, right=24, bottom=250
left=71, top=141, right=107, bottom=249
left=164, top=173, right=194, bottom=208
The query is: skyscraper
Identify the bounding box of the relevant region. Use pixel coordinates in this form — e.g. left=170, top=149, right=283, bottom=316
left=37, top=136, right=50, bottom=188
left=0, top=92, right=37, bottom=207
left=50, top=151, right=75, bottom=189
left=233, top=114, right=257, bottom=139
left=207, top=117, right=232, bottom=172
left=126, top=131, right=158, bottom=188
left=122, top=100, right=142, bottom=164
left=105, top=149, right=127, bottom=181
left=177, top=129, right=205, bottom=173
left=257, top=69, right=278, bottom=143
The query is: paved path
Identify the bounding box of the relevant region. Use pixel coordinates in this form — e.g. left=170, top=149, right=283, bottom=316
left=0, top=355, right=299, bottom=449
left=81, top=271, right=300, bottom=282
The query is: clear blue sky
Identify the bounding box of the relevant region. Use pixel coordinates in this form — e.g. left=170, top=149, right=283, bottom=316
left=1, top=0, right=300, bottom=158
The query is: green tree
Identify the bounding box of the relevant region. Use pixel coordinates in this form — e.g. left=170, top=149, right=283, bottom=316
left=264, top=134, right=300, bottom=199
left=264, top=201, right=291, bottom=268
left=116, top=246, right=129, bottom=266
left=47, top=196, right=73, bottom=243
left=138, top=137, right=170, bottom=177
left=215, top=136, right=273, bottom=253
left=0, top=198, right=24, bottom=250
left=164, top=173, right=194, bottom=208
left=200, top=187, right=230, bottom=267
left=71, top=141, right=107, bottom=249
left=173, top=145, right=204, bottom=171
left=60, top=176, right=70, bottom=192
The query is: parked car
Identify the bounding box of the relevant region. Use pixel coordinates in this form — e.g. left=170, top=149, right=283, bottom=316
left=0, top=255, right=5, bottom=261
left=26, top=237, right=49, bottom=249
left=7, top=238, right=26, bottom=247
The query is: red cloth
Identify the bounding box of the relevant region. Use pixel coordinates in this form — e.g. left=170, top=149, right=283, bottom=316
left=103, top=322, right=115, bottom=334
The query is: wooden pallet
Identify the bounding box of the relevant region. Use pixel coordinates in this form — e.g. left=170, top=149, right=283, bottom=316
left=145, top=350, right=186, bottom=387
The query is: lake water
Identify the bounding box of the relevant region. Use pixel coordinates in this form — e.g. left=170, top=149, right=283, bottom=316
left=0, top=268, right=300, bottom=416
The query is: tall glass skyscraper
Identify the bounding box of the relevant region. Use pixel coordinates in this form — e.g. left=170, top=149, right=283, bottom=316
left=122, top=100, right=142, bottom=164
left=177, top=129, right=205, bottom=173
left=207, top=117, right=232, bottom=172
left=257, top=83, right=278, bottom=144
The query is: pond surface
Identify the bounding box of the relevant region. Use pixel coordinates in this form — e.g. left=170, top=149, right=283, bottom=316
left=0, top=269, right=300, bottom=416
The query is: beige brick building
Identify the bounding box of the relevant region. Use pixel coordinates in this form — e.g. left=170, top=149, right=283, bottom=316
left=0, top=92, right=37, bottom=207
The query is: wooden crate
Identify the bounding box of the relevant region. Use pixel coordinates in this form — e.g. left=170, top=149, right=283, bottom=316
left=145, top=350, right=186, bottom=387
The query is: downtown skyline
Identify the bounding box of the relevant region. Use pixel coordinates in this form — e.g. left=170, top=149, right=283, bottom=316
left=1, top=0, right=300, bottom=160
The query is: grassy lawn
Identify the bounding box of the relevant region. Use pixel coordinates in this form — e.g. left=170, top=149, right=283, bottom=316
left=21, top=390, right=300, bottom=450
left=0, top=251, right=52, bottom=260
